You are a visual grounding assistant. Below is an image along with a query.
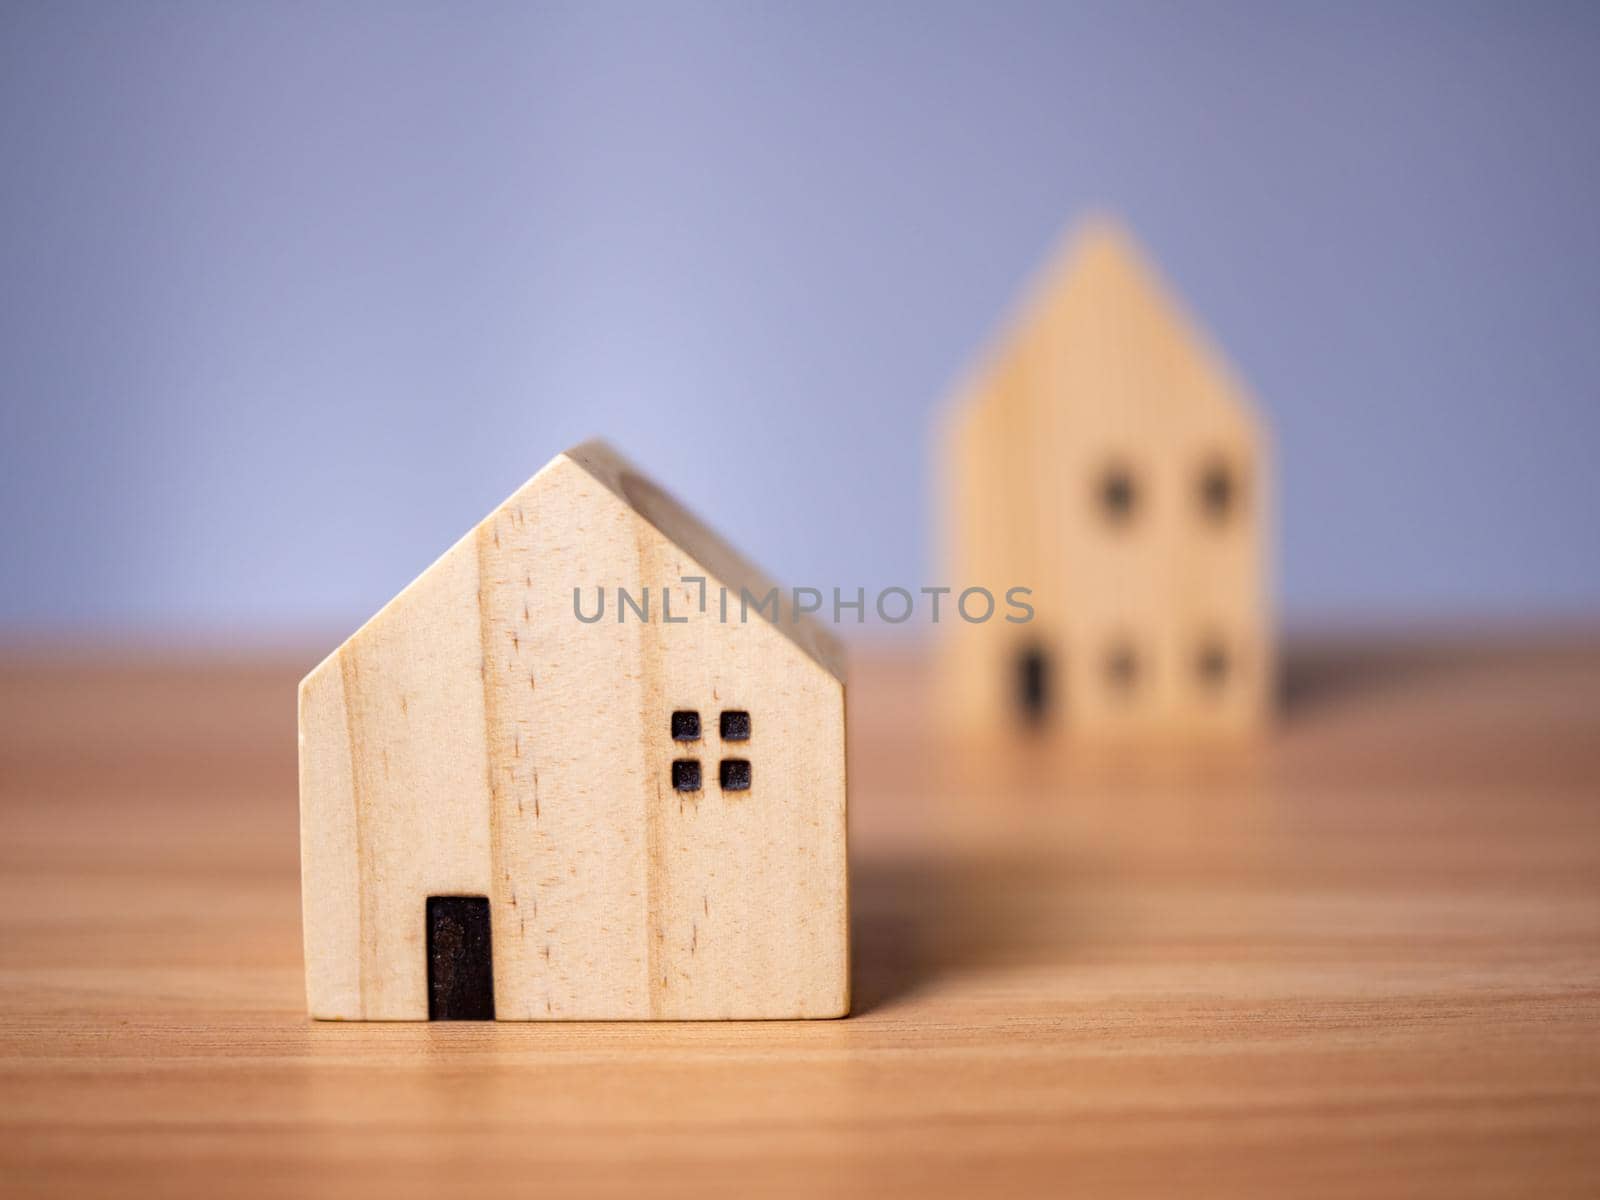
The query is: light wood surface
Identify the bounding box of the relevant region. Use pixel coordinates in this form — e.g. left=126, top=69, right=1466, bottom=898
left=3, top=634, right=1599, bottom=1197
left=300, top=441, right=848, bottom=1021
left=939, top=218, right=1272, bottom=739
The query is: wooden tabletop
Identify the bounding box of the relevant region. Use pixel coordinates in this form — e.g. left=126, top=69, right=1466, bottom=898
left=2, top=635, right=1598, bottom=1198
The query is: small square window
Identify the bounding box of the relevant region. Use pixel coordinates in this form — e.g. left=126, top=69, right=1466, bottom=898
left=670, top=710, right=700, bottom=741
left=720, top=758, right=751, bottom=791
left=671, top=759, right=702, bottom=792
left=1104, top=641, right=1140, bottom=692
left=720, top=710, right=751, bottom=741
left=1196, top=639, right=1231, bottom=689
left=1097, top=462, right=1139, bottom=525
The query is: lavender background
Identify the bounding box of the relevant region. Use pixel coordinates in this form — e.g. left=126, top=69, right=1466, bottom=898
left=2, top=1, right=1598, bottom=637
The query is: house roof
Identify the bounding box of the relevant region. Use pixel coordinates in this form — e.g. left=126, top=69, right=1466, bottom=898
left=950, top=216, right=1264, bottom=437
left=301, top=439, right=845, bottom=691
left=561, top=439, right=846, bottom=683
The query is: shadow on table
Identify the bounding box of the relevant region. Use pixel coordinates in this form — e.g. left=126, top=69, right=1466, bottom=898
left=849, top=850, right=1087, bottom=1016
left=1280, top=638, right=1479, bottom=720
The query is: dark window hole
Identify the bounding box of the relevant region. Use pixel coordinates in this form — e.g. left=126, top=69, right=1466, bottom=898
left=671, top=759, right=702, bottom=792
left=1105, top=642, right=1140, bottom=693
left=1197, top=641, right=1231, bottom=689
left=1199, top=459, right=1240, bottom=523
left=1098, top=463, right=1139, bottom=526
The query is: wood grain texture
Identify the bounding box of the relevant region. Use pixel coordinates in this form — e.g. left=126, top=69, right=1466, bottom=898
left=939, top=218, right=1273, bottom=739
left=2, top=634, right=1599, bottom=1198
left=299, top=441, right=848, bottom=1020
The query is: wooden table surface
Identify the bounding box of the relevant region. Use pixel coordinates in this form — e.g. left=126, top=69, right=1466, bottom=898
left=2, top=635, right=1598, bottom=1198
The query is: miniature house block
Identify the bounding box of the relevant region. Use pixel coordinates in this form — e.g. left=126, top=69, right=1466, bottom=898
left=298, top=441, right=849, bottom=1020
left=938, top=220, right=1273, bottom=739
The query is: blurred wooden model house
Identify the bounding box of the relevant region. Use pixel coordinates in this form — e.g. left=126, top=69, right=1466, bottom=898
left=299, top=441, right=849, bottom=1020
left=938, top=220, right=1272, bottom=739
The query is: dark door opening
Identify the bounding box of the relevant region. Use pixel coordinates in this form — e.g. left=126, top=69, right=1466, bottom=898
left=1016, top=646, right=1052, bottom=725
left=426, top=895, right=495, bottom=1020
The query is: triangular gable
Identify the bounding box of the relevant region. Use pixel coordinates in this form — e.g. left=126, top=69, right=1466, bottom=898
left=564, top=440, right=846, bottom=684
left=302, top=440, right=846, bottom=691
left=957, top=216, right=1262, bottom=437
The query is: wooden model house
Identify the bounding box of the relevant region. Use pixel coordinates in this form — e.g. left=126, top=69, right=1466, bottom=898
left=299, top=441, right=849, bottom=1020
left=938, top=219, right=1272, bottom=740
